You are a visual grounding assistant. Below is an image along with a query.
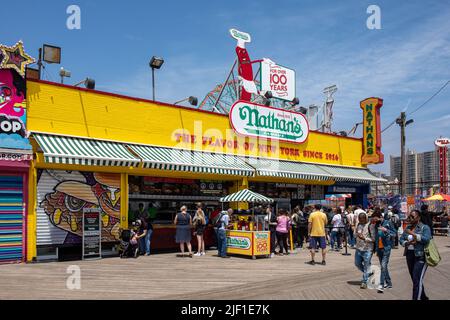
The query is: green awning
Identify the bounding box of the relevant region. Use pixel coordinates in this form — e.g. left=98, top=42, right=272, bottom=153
left=248, top=158, right=332, bottom=181
left=320, top=165, right=387, bottom=183
left=33, top=133, right=140, bottom=167
left=129, top=145, right=255, bottom=176
left=220, top=189, right=274, bottom=203
left=248, top=157, right=386, bottom=184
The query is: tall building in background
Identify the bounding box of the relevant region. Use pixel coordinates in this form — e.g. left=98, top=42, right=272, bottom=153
left=390, top=149, right=450, bottom=195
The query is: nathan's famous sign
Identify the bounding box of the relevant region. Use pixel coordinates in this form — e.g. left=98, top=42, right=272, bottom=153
left=360, top=97, right=383, bottom=164
left=230, top=100, right=309, bottom=144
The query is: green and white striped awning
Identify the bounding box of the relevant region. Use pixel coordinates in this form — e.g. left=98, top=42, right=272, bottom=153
left=247, top=157, right=386, bottom=184
left=220, top=189, right=274, bottom=203
left=248, top=158, right=332, bottom=181
left=129, top=145, right=255, bottom=176
left=33, top=133, right=140, bottom=167
left=320, top=165, right=387, bottom=183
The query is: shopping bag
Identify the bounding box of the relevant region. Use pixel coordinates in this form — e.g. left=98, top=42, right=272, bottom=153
left=424, top=239, right=441, bottom=267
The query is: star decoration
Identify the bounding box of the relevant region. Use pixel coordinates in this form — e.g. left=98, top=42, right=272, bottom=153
left=0, top=41, right=35, bottom=77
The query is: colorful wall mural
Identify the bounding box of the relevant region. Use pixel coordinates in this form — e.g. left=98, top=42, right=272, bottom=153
left=36, top=170, right=121, bottom=245
left=0, top=69, right=29, bottom=149
left=0, top=41, right=34, bottom=150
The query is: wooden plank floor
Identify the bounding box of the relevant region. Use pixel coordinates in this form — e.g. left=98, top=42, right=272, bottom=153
left=1, top=237, right=449, bottom=300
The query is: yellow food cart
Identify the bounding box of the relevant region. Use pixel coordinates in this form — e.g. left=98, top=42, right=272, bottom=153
left=220, top=189, right=272, bottom=259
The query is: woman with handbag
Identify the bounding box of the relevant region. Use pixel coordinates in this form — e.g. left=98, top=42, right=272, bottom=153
left=400, top=209, right=432, bottom=300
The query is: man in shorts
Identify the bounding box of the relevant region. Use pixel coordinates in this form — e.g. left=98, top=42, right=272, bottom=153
left=307, top=204, right=328, bottom=265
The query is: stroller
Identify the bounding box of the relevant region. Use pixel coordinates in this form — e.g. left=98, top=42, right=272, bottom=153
left=118, top=229, right=139, bottom=258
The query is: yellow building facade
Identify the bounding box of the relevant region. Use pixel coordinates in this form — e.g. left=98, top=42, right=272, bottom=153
left=26, top=80, right=383, bottom=261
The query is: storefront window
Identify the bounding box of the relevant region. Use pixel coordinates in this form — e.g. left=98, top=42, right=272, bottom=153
left=128, top=176, right=231, bottom=224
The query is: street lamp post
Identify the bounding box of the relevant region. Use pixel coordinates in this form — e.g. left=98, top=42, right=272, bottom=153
left=149, top=56, right=164, bottom=101
left=396, top=112, right=414, bottom=197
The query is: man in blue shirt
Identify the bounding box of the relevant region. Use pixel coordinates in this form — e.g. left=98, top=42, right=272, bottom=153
left=217, top=209, right=231, bottom=258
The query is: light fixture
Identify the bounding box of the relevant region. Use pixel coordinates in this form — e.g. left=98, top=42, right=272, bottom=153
left=405, top=119, right=414, bottom=126
left=74, top=78, right=95, bottom=89
left=42, top=44, right=61, bottom=64
left=298, top=106, right=307, bottom=114
left=149, top=56, right=164, bottom=101
left=174, top=96, right=198, bottom=106
left=264, top=91, right=273, bottom=99
left=25, top=67, right=40, bottom=80
left=149, top=56, right=164, bottom=69
left=291, top=97, right=300, bottom=106
left=59, top=67, right=71, bottom=84
left=339, top=131, right=348, bottom=137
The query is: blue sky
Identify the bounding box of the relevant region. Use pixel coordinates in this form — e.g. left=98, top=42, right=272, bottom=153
left=1, top=0, right=449, bottom=174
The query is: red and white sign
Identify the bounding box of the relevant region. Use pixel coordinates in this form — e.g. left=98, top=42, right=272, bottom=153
left=435, top=137, right=450, bottom=147
left=259, top=59, right=296, bottom=101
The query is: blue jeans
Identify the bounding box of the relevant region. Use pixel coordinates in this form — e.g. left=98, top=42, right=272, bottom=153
left=377, top=247, right=392, bottom=287
left=347, top=228, right=356, bottom=247
left=355, top=249, right=373, bottom=284
left=330, top=230, right=341, bottom=249
left=139, top=230, right=152, bottom=255
left=145, top=229, right=152, bottom=255
left=217, top=229, right=227, bottom=257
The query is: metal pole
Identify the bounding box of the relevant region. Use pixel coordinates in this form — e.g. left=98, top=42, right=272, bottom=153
left=152, top=67, right=155, bottom=101
left=400, top=112, right=406, bottom=197
left=38, top=48, right=42, bottom=80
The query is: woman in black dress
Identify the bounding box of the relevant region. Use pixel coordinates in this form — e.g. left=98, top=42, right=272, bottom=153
left=193, top=208, right=206, bottom=256
left=174, top=206, right=193, bottom=257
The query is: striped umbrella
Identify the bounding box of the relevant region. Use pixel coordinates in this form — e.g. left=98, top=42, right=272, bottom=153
left=220, top=189, right=273, bottom=203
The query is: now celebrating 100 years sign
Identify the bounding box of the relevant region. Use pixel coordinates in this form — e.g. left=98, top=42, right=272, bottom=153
left=230, top=101, right=309, bottom=144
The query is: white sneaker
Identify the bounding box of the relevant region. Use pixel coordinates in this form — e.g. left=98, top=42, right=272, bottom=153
left=377, top=285, right=384, bottom=293
left=201, top=252, right=206, bottom=256
left=194, top=252, right=201, bottom=257
left=270, top=253, right=275, bottom=258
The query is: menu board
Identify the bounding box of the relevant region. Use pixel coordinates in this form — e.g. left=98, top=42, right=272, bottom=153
left=310, top=185, right=325, bottom=200
left=82, top=208, right=102, bottom=260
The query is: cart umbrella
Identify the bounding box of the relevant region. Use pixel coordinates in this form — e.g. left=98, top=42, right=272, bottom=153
left=220, top=189, right=274, bottom=203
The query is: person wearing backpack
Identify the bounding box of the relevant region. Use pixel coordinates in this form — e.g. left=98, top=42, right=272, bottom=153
left=371, top=208, right=397, bottom=293
left=290, top=207, right=301, bottom=248
left=215, top=209, right=231, bottom=258
left=400, top=209, right=432, bottom=300
left=297, top=207, right=309, bottom=249
left=391, top=208, right=401, bottom=248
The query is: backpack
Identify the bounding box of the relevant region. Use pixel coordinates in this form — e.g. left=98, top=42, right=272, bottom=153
left=212, top=213, right=224, bottom=229
left=297, top=213, right=307, bottom=226
left=391, top=215, right=401, bottom=229
left=425, top=238, right=441, bottom=267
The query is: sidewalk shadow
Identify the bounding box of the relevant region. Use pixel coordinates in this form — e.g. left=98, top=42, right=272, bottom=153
left=347, top=281, right=361, bottom=286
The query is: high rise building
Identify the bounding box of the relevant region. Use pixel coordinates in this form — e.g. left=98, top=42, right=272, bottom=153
left=390, top=148, right=450, bottom=195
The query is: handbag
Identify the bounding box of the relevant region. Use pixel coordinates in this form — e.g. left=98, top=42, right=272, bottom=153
left=424, top=238, right=441, bottom=267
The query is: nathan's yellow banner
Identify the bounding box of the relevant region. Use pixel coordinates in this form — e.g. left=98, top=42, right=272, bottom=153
left=27, top=80, right=364, bottom=167
left=360, top=97, right=384, bottom=164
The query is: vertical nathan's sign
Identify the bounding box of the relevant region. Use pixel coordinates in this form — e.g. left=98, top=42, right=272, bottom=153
left=259, top=59, right=296, bottom=101
left=360, top=97, right=384, bottom=164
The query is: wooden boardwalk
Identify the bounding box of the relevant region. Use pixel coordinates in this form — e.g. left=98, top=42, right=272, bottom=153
left=0, top=237, right=449, bottom=300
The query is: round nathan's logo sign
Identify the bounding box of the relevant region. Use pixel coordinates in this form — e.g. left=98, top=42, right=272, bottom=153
left=227, top=236, right=251, bottom=249
left=230, top=101, right=309, bottom=144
